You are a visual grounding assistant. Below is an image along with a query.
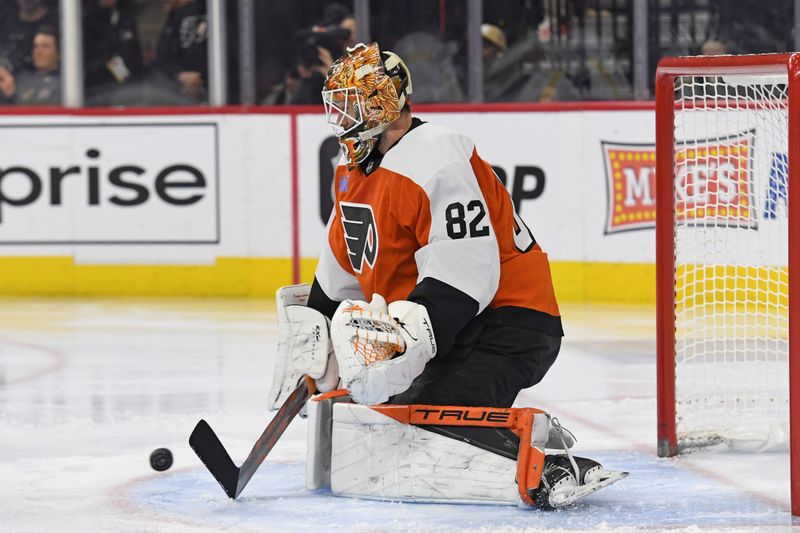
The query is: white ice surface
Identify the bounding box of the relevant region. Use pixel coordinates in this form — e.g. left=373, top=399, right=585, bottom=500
left=1, top=299, right=798, bottom=532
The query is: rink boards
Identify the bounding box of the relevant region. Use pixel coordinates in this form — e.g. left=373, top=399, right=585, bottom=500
left=0, top=105, right=661, bottom=300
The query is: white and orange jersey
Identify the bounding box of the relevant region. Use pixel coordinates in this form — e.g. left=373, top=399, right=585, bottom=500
left=311, top=118, right=562, bottom=355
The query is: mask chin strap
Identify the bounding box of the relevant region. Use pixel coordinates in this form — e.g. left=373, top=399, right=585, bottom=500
left=358, top=121, right=391, bottom=144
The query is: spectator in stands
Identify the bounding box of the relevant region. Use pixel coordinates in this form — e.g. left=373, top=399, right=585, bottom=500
left=83, top=0, right=144, bottom=106
left=261, top=65, right=299, bottom=106
left=313, top=4, right=356, bottom=59
left=0, top=0, right=58, bottom=72
left=481, top=24, right=507, bottom=64
left=288, top=49, right=329, bottom=105
left=287, top=4, right=355, bottom=106
left=481, top=23, right=510, bottom=101
left=0, top=25, right=60, bottom=105
left=331, top=5, right=357, bottom=51
left=150, top=0, right=208, bottom=104
left=701, top=40, right=728, bottom=56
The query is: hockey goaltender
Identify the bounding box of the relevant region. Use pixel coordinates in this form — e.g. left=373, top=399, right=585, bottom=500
left=268, top=42, right=627, bottom=508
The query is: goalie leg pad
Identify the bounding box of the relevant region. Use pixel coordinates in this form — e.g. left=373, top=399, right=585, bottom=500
left=311, top=402, right=625, bottom=507
left=328, top=402, right=520, bottom=505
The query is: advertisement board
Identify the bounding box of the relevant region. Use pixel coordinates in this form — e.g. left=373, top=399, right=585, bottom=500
left=0, top=106, right=680, bottom=300
left=0, top=114, right=292, bottom=259
left=0, top=112, right=293, bottom=295
left=0, top=122, right=219, bottom=244
left=297, top=109, right=658, bottom=264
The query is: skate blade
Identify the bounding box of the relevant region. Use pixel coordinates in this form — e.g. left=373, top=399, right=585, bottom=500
left=549, top=470, right=628, bottom=508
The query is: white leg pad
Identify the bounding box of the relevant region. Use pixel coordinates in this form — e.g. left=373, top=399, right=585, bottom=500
left=329, top=403, right=520, bottom=505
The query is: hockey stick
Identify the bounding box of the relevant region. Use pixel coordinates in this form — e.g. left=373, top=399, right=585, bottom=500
left=189, top=377, right=313, bottom=499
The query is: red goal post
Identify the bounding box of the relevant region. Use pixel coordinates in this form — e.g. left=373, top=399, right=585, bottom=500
left=655, top=53, right=800, bottom=515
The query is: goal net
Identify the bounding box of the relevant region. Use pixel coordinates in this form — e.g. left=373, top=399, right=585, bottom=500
left=656, top=55, right=800, bottom=513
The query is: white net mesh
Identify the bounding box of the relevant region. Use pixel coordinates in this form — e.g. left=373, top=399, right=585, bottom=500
left=673, top=72, right=790, bottom=452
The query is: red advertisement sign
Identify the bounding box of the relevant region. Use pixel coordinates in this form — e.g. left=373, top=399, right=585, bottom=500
left=673, top=132, right=756, bottom=229
left=602, top=132, right=756, bottom=234
left=602, top=142, right=657, bottom=234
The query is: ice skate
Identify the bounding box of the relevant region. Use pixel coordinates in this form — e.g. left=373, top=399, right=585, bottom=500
left=529, top=454, right=628, bottom=508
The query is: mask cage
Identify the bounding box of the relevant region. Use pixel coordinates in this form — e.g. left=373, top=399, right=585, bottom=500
left=322, top=87, right=364, bottom=138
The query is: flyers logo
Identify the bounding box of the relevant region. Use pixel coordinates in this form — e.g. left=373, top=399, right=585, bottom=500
left=340, top=202, right=378, bottom=273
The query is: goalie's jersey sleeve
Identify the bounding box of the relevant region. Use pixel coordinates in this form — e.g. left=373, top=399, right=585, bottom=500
left=313, top=119, right=562, bottom=354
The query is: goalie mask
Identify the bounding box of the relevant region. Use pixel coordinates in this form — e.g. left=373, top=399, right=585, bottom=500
left=322, top=42, right=412, bottom=165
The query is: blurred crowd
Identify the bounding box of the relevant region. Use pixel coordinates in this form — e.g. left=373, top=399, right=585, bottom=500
left=0, top=0, right=211, bottom=106
left=260, top=2, right=467, bottom=105
left=0, top=0, right=548, bottom=107
left=0, top=0, right=793, bottom=107
left=256, top=0, right=791, bottom=105
left=261, top=4, right=355, bottom=106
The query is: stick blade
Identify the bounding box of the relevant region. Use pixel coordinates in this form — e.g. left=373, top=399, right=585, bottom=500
left=189, top=419, right=240, bottom=499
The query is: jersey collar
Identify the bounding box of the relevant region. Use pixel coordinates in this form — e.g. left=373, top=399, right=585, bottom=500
left=359, top=116, right=425, bottom=176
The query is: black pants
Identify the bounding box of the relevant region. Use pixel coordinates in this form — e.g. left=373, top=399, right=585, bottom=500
left=389, top=318, right=561, bottom=408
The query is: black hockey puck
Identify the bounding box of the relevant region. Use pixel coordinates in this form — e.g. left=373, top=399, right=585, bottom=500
left=150, top=448, right=173, bottom=471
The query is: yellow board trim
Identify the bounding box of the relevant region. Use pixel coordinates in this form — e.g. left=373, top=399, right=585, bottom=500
left=0, top=257, right=294, bottom=297
left=550, top=261, right=655, bottom=303
left=0, top=257, right=656, bottom=302
left=675, top=263, right=788, bottom=309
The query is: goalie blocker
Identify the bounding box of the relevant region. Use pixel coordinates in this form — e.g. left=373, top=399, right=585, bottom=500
left=306, top=393, right=627, bottom=508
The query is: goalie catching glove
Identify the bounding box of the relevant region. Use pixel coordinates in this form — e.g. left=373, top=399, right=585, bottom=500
left=331, top=294, right=437, bottom=405
left=268, top=284, right=340, bottom=410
